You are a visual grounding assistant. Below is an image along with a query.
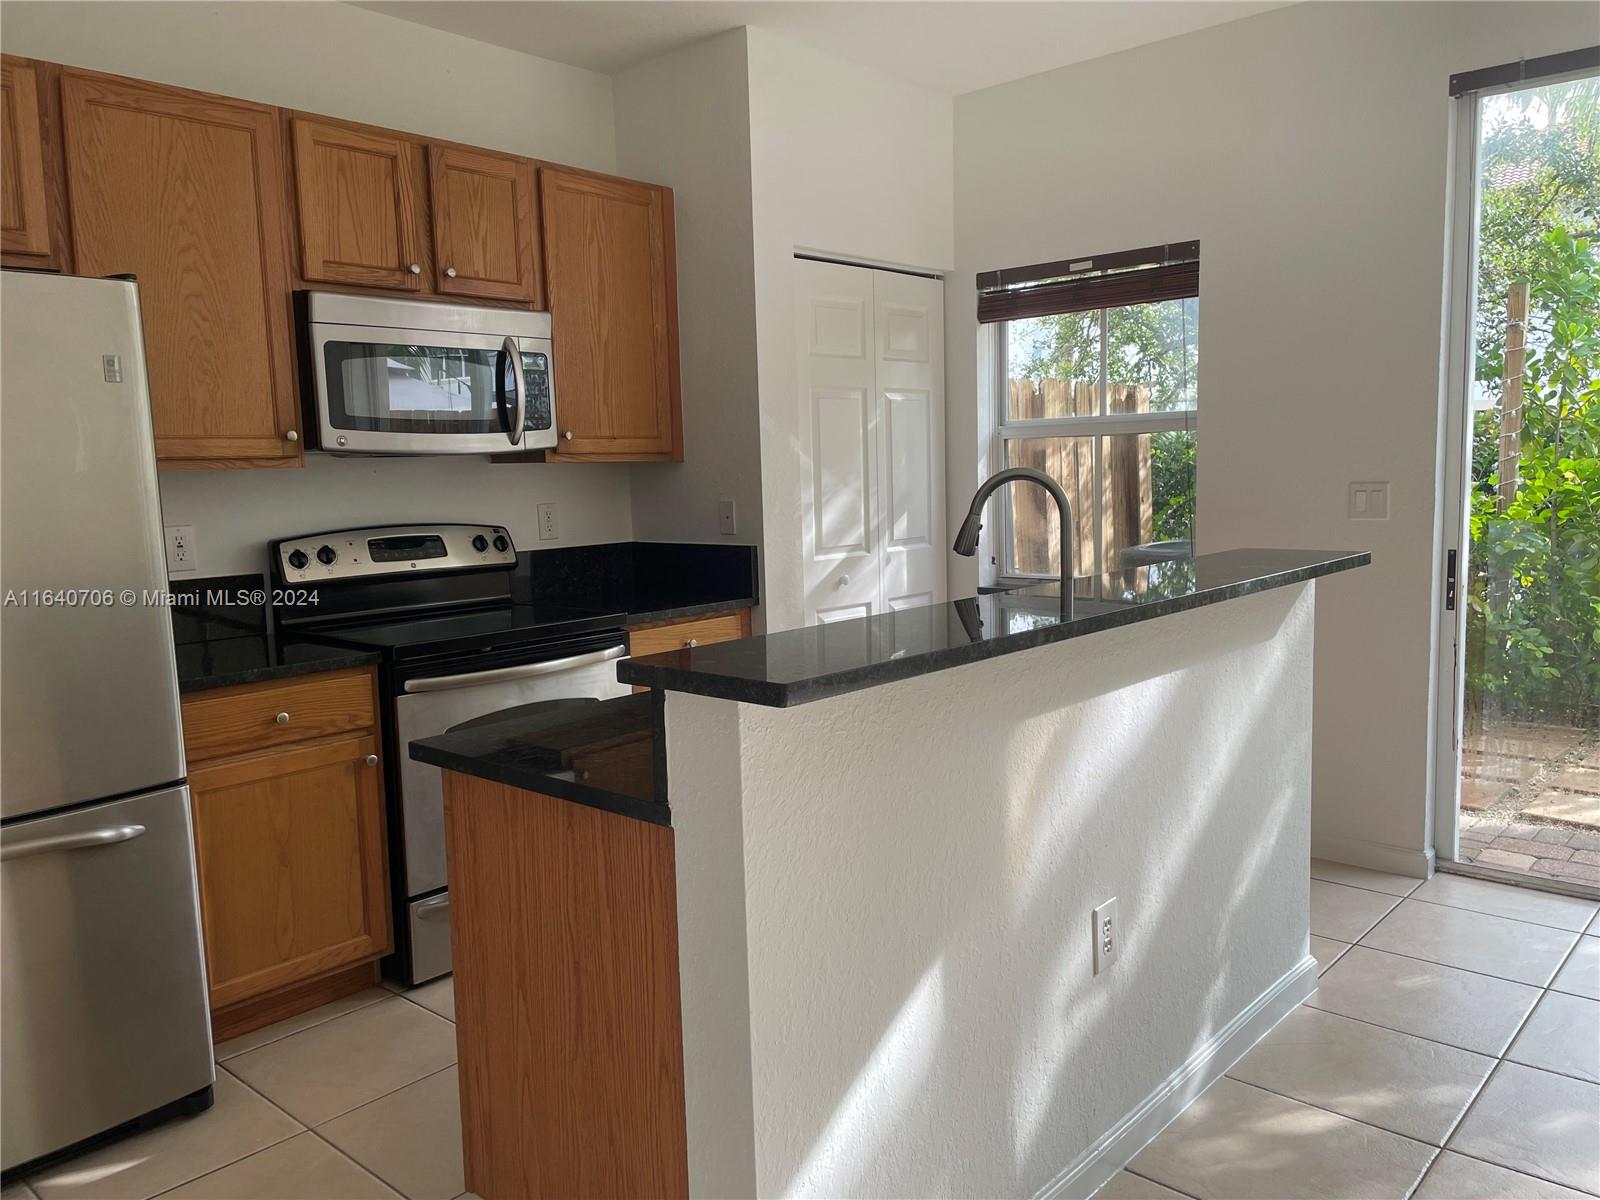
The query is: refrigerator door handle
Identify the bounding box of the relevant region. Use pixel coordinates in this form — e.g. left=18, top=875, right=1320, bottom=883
left=0, top=823, right=147, bottom=861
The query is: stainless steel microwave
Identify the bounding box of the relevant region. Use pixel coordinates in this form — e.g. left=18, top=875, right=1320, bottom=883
left=301, top=292, right=556, bottom=455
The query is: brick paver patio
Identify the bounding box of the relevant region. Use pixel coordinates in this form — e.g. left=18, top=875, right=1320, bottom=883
left=1458, top=724, right=1600, bottom=888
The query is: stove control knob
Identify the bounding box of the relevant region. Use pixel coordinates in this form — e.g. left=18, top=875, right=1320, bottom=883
left=287, top=549, right=309, bottom=571
left=492, top=535, right=510, bottom=553
left=471, top=534, right=489, bottom=552
left=316, top=545, right=337, bottom=566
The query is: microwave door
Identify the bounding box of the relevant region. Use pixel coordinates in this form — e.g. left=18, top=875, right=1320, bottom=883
left=311, top=325, right=528, bottom=455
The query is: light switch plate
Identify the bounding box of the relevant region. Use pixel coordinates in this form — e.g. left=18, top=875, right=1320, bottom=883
left=718, top=498, right=737, bottom=536
left=1348, top=482, right=1390, bottom=520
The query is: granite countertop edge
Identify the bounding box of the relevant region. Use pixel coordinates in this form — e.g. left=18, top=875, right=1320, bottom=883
left=407, top=738, right=670, bottom=827
left=176, top=647, right=383, bottom=694
left=618, top=552, right=1370, bottom=708
left=624, top=595, right=755, bottom=625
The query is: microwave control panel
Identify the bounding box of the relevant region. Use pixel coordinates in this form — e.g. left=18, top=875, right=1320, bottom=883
left=521, top=351, right=553, bottom=432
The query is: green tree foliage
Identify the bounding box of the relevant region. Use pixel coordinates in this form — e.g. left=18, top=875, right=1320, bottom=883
left=1467, top=77, right=1600, bottom=726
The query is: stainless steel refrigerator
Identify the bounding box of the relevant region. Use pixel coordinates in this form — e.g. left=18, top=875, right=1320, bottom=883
left=1, top=271, right=214, bottom=1172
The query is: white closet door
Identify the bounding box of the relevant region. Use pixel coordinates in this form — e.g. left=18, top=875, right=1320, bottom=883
left=796, top=259, right=881, bottom=625
left=872, top=269, right=945, bottom=611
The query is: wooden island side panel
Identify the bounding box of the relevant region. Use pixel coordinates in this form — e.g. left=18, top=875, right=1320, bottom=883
left=443, top=772, right=688, bottom=1200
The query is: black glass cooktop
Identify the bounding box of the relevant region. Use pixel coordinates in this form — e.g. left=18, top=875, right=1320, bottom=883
left=305, top=601, right=626, bottom=660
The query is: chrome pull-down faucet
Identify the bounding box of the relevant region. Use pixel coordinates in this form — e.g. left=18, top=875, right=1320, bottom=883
left=952, top=467, right=1074, bottom=621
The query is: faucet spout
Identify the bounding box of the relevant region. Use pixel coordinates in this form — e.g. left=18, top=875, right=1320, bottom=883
left=952, top=467, right=1074, bottom=620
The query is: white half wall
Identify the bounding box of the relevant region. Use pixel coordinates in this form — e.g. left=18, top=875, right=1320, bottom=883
left=614, top=31, right=765, bottom=579
left=667, top=583, right=1316, bottom=1197
left=0, top=0, right=632, bottom=578
left=745, top=28, right=955, bottom=631
left=948, top=1, right=1599, bottom=872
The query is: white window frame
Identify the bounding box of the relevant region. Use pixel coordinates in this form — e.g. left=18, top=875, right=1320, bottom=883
left=991, top=304, right=1199, bottom=585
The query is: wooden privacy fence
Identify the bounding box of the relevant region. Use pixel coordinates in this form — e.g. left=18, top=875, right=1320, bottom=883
left=1006, top=378, right=1153, bottom=577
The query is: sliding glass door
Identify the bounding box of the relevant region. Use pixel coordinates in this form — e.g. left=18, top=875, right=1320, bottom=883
left=1436, top=67, right=1599, bottom=893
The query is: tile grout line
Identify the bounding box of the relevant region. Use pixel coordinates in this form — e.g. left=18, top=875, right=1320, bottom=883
left=1121, top=1165, right=1202, bottom=1199
left=306, top=1063, right=465, bottom=1200
left=1221, top=1073, right=1456, bottom=1154
left=1403, top=892, right=1600, bottom=934
left=1315, top=866, right=1600, bottom=929
left=216, top=989, right=393, bottom=1062
left=1326, top=933, right=1569, bottom=991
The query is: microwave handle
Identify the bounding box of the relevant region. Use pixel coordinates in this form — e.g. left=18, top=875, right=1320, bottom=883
left=502, top=336, right=526, bottom=448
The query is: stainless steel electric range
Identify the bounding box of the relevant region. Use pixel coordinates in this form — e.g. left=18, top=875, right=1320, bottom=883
left=271, top=523, right=629, bottom=984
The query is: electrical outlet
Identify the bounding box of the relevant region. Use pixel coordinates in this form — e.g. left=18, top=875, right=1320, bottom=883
left=718, top=498, right=737, bottom=536
left=165, top=525, right=197, bottom=576
left=537, top=503, right=559, bottom=541
left=1092, top=897, right=1119, bottom=975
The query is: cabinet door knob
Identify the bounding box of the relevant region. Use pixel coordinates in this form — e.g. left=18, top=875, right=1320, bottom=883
left=407, top=263, right=421, bottom=275
left=444, top=267, right=457, bottom=278
left=284, top=429, right=299, bottom=443
left=684, top=638, right=699, bottom=648
left=563, top=430, right=573, bottom=441
left=365, top=754, right=379, bottom=766
left=275, top=712, right=289, bottom=725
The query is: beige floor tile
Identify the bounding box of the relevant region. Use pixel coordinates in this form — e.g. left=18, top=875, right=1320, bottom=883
left=1309, top=935, right=1351, bottom=975
left=28, top=1071, right=300, bottom=1200
left=1551, top=935, right=1600, bottom=1000
left=1310, top=859, right=1421, bottom=897
left=318, top=1067, right=463, bottom=1200
left=400, top=977, right=456, bottom=1023
left=161, top=1132, right=398, bottom=1199
left=1128, top=1077, right=1434, bottom=1200
left=1307, top=946, right=1540, bottom=1057
left=1412, top=874, right=1599, bottom=932
left=1414, top=1151, right=1592, bottom=1199
left=1506, top=991, right=1600, bottom=1084
left=1360, top=900, right=1577, bottom=986
left=226, top=998, right=457, bottom=1126
left=2, top=1181, right=40, bottom=1200
left=1225, top=1006, right=1493, bottom=1144
left=1310, top=880, right=1400, bottom=942
left=1093, top=1171, right=1193, bottom=1199
left=214, top=988, right=393, bottom=1060
left=1449, top=1063, right=1600, bottom=1193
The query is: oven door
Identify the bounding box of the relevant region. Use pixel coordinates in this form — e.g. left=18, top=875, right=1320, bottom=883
left=393, top=640, right=630, bottom=901
left=310, top=323, right=555, bottom=455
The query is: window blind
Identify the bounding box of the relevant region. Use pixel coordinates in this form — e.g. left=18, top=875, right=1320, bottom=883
left=976, top=241, right=1199, bottom=325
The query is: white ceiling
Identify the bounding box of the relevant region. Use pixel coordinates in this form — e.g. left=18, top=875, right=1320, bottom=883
left=353, top=1, right=1285, bottom=96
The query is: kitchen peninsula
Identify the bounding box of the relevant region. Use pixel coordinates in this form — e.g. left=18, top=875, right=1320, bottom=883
left=410, top=548, right=1368, bottom=1200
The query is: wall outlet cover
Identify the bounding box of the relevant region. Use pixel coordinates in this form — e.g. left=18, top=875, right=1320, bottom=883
left=537, top=503, right=558, bottom=541
left=718, top=498, right=737, bottom=536
left=1093, top=897, right=1119, bottom=975
left=165, top=525, right=197, bottom=576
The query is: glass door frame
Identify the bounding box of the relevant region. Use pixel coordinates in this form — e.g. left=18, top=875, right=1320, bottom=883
left=1432, top=65, right=1600, bottom=888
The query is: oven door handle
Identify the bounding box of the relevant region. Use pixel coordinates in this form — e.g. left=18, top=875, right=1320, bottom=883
left=401, top=645, right=627, bottom=694
left=501, top=335, right=526, bottom=448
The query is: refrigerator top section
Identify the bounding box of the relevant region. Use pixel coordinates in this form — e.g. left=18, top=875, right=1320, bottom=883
left=0, top=271, right=186, bottom=820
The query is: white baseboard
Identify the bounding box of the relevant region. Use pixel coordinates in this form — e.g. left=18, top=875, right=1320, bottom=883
left=1311, top=833, right=1434, bottom=879
left=1033, top=956, right=1319, bottom=1200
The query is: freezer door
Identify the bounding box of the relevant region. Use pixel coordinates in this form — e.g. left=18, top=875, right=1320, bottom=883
left=1, top=272, right=185, bottom=819
left=1, top=786, right=214, bottom=1170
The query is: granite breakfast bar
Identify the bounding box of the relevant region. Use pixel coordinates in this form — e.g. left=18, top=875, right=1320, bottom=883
left=410, top=548, right=1368, bottom=1200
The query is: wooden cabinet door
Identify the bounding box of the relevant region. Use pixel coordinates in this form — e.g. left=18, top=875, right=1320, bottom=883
left=61, top=70, right=299, bottom=465
left=428, top=144, right=539, bottom=303
left=189, top=733, right=390, bottom=1010
left=1, top=58, right=55, bottom=262
left=540, top=168, right=681, bottom=459
left=292, top=117, right=425, bottom=290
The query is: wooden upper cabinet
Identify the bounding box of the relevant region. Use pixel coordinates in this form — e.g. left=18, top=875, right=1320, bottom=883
left=2, top=56, right=64, bottom=268
left=540, top=167, right=681, bottom=460
left=429, top=144, right=539, bottom=304
left=61, top=70, right=299, bottom=465
left=291, top=116, right=425, bottom=291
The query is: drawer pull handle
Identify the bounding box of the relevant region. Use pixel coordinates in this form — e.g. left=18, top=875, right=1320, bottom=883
left=365, top=754, right=379, bottom=766
left=275, top=712, right=290, bottom=726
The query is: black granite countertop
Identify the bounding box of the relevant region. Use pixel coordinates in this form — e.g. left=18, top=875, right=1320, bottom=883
left=515, top=541, right=758, bottom=625
left=171, top=575, right=380, bottom=693
left=408, top=693, right=666, bottom=825
left=618, top=548, right=1369, bottom=707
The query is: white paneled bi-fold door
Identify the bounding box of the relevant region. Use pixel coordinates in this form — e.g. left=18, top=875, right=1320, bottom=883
left=795, top=258, right=946, bottom=625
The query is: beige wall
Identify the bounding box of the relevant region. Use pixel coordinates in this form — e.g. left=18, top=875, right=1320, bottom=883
left=948, top=1, right=1600, bottom=873
left=0, top=0, right=631, bottom=576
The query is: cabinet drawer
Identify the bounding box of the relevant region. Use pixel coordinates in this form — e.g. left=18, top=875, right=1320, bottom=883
left=626, top=612, right=746, bottom=659
left=182, top=669, right=376, bottom=762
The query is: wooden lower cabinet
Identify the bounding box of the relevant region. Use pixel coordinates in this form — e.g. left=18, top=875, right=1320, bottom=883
left=182, top=669, right=391, bottom=1035
left=626, top=609, right=750, bottom=659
